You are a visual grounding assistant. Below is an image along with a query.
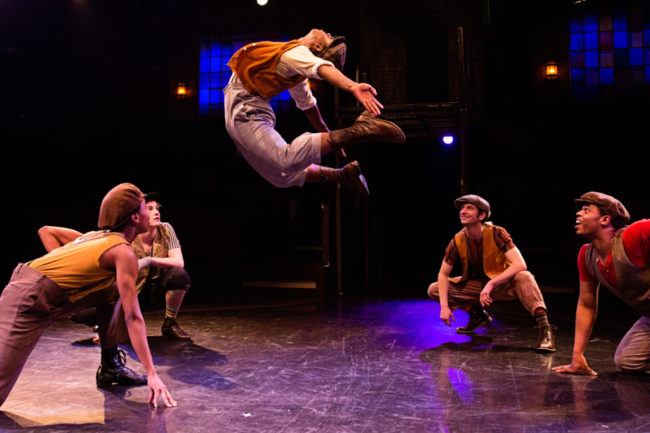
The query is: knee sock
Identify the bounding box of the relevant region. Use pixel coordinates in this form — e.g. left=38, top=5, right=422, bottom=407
left=164, top=306, right=179, bottom=320
left=534, top=307, right=549, bottom=326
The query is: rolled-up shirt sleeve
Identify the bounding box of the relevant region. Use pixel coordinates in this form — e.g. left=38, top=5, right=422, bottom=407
left=279, top=45, right=334, bottom=111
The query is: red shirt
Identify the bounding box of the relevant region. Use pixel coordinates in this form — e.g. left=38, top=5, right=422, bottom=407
left=578, top=219, right=650, bottom=288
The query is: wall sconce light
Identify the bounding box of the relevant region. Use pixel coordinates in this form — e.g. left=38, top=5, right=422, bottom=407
left=545, top=61, right=558, bottom=80
left=176, top=82, right=188, bottom=99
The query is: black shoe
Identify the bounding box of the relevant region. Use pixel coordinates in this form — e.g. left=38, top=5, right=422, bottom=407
left=536, top=323, right=557, bottom=353
left=96, top=349, right=147, bottom=387
left=456, top=307, right=492, bottom=334
left=162, top=318, right=191, bottom=340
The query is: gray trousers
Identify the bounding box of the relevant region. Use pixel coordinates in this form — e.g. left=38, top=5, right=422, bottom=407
left=427, top=270, right=547, bottom=316
left=223, top=76, right=321, bottom=188
left=614, top=315, right=650, bottom=372
left=0, top=264, right=126, bottom=406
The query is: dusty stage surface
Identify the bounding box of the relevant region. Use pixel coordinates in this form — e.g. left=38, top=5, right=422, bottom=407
left=0, top=294, right=648, bottom=433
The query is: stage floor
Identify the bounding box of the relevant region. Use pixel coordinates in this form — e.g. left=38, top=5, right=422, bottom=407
left=0, top=296, right=648, bottom=433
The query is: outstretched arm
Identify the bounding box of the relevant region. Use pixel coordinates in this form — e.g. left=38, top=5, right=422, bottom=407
left=38, top=226, right=83, bottom=252
left=552, top=280, right=599, bottom=375
left=103, top=244, right=177, bottom=407
left=317, top=64, right=383, bottom=116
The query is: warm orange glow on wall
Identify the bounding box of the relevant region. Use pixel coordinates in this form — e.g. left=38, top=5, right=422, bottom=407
left=546, top=61, right=558, bottom=80
left=177, top=82, right=187, bottom=98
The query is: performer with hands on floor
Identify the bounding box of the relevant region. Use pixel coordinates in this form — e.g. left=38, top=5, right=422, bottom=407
left=553, top=191, right=650, bottom=375
left=0, top=183, right=176, bottom=408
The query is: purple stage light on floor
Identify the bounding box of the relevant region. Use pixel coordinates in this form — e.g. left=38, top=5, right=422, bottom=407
left=442, top=135, right=454, bottom=146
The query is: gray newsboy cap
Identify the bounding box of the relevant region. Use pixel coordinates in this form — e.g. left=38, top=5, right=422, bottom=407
left=454, top=194, right=491, bottom=219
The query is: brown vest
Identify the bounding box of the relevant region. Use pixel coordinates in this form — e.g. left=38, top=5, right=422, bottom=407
left=452, top=223, right=510, bottom=284
left=131, top=224, right=172, bottom=293
left=227, top=40, right=307, bottom=99
left=584, top=227, right=650, bottom=317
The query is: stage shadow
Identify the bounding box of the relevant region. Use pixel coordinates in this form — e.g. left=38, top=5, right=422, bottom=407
left=123, top=337, right=236, bottom=391
left=419, top=334, right=539, bottom=361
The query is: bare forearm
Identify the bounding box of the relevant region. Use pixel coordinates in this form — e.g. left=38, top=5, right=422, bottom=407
left=124, top=314, right=157, bottom=376
left=489, top=263, right=526, bottom=287
left=572, top=302, right=597, bottom=358
left=437, top=274, right=450, bottom=308
left=151, top=256, right=184, bottom=269
left=317, top=64, right=355, bottom=92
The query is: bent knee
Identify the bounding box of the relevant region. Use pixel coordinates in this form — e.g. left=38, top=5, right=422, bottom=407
left=614, top=350, right=649, bottom=372
left=514, top=270, right=535, bottom=282
left=427, top=282, right=440, bottom=300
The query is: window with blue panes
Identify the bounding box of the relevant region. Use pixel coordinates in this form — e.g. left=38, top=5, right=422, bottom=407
left=199, top=34, right=293, bottom=115
left=570, top=8, right=650, bottom=98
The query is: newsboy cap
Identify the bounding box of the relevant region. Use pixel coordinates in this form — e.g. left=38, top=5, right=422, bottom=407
left=98, top=183, right=144, bottom=230
left=454, top=194, right=491, bottom=219
left=316, top=36, right=346, bottom=71
left=575, top=191, right=630, bottom=229
left=144, top=191, right=161, bottom=203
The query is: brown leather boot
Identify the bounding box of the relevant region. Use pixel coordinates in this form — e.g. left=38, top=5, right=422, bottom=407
left=329, top=111, right=406, bottom=149
left=319, top=161, right=369, bottom=196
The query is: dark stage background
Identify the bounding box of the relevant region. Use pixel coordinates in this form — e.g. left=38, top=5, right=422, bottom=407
left=1, top=0, right=648, bottom=303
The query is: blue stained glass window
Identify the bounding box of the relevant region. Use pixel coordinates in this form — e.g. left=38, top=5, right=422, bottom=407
left=209, top=89, right=222, bottom=104
left=570, top=16, right=583, bottom=33
left=200, top=43, right=210, bottom=58
left=613, top=14, right=628, bottom=30
left=210, top=42, right=221, bottom=57
left=585, top=32, right=598, bottom=50
left=630, top=31, right=643, bottom=47
left=571, top=52, right=585, bottom=68
left=614, top=48, right=629, bottom=66
left=584, top=15, right=598, bottom=32
left=586, top=68, right=599, bottom=85
left=570, top=8, right=650, bottom=96
left=200, top=58, right=210, bottom=73
left=199, top=89, right=209, bottom=105
left=585, top=50, right=599, bottom=67
left=199, top=33, right=291, bottom=115
left=199, top=73, right=209, bottom=89
left=599, top=32, right=614, bottom=50
left=630, top=48, right=643, bottom=65
left=210, top=73, right=220, bottom=88
left=600, top=68, right=614, bottom=84
left=572, top=68, right=585, bottom=84
left=571, top=33, right=584, bottom=50
left=614, top=31, right=628, bottom=48
left=601, top=51, right=614, bottom=67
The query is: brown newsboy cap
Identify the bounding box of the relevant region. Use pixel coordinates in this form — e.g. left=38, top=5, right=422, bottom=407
left=454, top=194, right=491, bottom=219
left=575, top=191, right=630, bottom=228
left=316, top=36, right=346, bottom=71
left=98, top=183, right=144, bottom=230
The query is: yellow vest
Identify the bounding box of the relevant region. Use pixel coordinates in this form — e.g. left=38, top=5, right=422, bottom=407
left=228, top=40, right=307, bottom=99
left=28, top=231, right=128, bottom=302
left=452, top=223, right=509, bottom=284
